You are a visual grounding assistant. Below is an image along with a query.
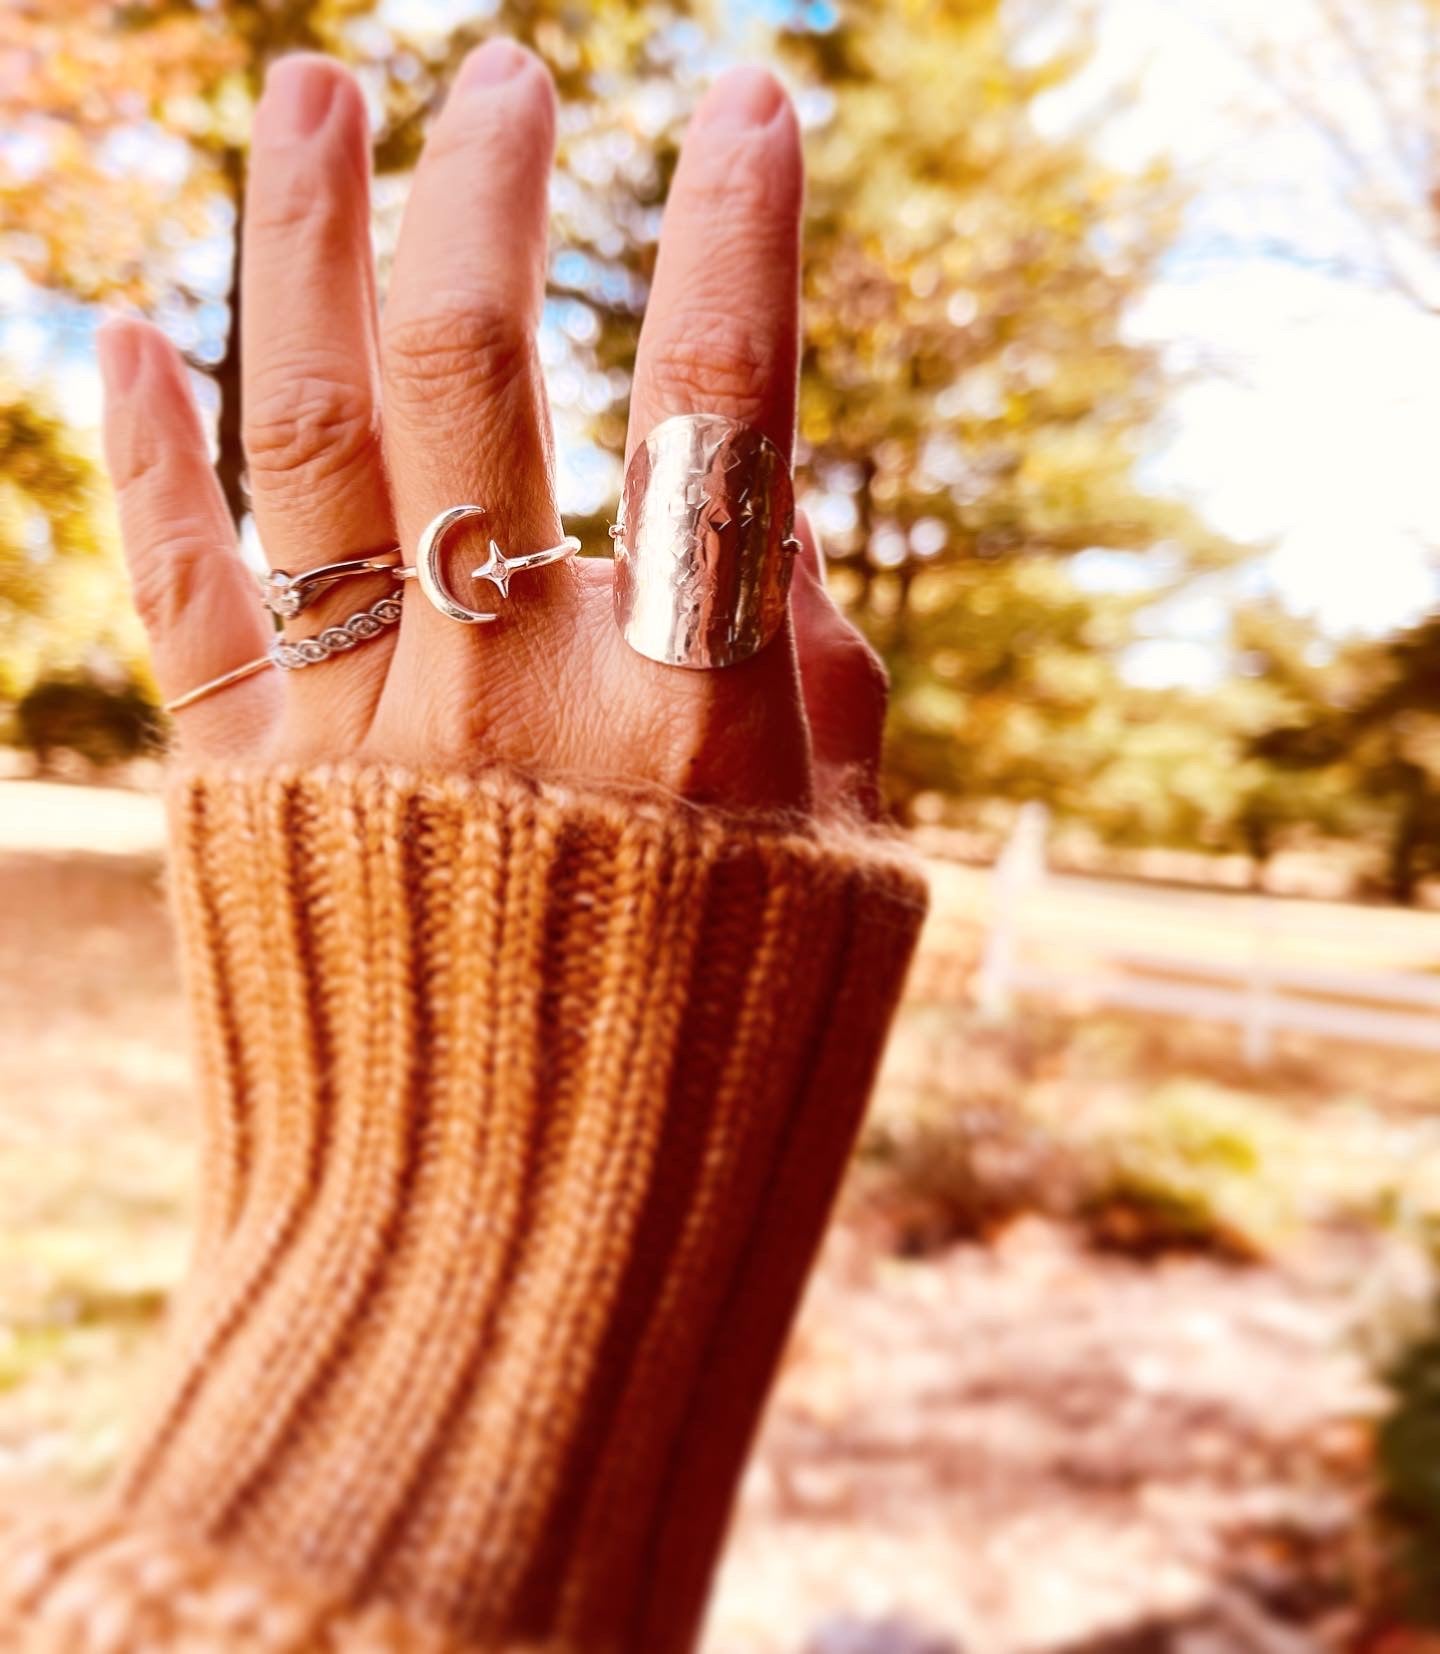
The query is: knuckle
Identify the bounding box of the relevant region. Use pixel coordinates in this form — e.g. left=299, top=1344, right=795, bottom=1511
left=244, top=370, right=378, bottom=488
left=109, top=436, right=169, bottom=499
left=383, top=303, right=532, bottom=418
left=692, top=130, right=798, bottom=222
left=128, top=530, right=224, bottom=637
left=819, top=621, right=889, bottom=710
left=643, top=308, right=775, bottom=424
left=847, top=634, right=890, bottom=711
left=248, top=177, right=354, bottom=249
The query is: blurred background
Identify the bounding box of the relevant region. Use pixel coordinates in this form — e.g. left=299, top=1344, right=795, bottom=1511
left=3, top=0, right=1440, bottom=1648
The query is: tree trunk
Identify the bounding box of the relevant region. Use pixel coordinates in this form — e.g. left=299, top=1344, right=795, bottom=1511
left=212, top=144, right=247, bottom=530
left=1240, top=811, right=1273, bottom=892
left=1389, top=781, right=1425, bottom=905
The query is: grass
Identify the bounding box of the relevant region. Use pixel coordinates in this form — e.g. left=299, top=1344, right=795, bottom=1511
left=859, top=996, right=1440, bottom=1267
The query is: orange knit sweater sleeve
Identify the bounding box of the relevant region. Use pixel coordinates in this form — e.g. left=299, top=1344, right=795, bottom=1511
left=0, top=763, right=926, bottom=1653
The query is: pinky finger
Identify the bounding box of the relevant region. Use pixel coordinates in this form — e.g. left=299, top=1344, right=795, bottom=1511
left=98, top=320, right=280, bottom=759
left=791, top=511, right=889, bottom=820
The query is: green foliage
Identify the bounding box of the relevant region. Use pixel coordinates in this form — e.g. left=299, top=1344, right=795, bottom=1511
left=0, top=388, right=141, bottom=705
left=1081, top=1081, right=1296, bottom=1260
left=1377, top=1298, right=1440, bottom=1623
left=1242, top=605, right=1440, bottom=900
left=0, top=1283, right=167, bottom=1396
left=884, top=556, right=1143, bottom=809
left=863, top=1009, right=1308, bottom=1259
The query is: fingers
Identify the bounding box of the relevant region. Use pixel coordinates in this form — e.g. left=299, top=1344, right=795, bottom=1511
left=242, top=56, right=393, bottom=739
left=626, top=67, right=803, bottom=463
left=791, top=513, right=888, bottom=818
left=374, top=41, right=569, bottom=753
left=97, top=320, right=279, bottom=760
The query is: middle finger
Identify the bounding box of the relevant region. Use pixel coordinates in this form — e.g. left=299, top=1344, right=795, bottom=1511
left=373, top=41, right=573, bottom=762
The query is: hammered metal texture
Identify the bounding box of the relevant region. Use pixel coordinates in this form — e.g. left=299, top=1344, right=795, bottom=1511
left=613, top=413, right=796, bottom=669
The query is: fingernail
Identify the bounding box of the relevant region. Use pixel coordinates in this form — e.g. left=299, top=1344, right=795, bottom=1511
left=693, top=66, right=786, bottom=133
left=456, top=40, right=530, bottom=96
left=97, top=324, right=144, bottom=396
left=261, top=56, right=337, bottom=139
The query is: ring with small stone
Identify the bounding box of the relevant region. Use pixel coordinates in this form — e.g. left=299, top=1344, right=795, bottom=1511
left=257, top=548, right=404, bottom=618
left=164, top=509, right=581, bottom=715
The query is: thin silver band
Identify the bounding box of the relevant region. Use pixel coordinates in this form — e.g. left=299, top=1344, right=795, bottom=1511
left=160, top=594, right=405, bottom=714
left=269, top=594, right=404, bottom=669
left=162, top=655, right=274, bottom=715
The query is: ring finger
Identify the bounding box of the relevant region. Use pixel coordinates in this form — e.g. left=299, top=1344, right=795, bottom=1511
left=242, top=55, right=396, bottom=749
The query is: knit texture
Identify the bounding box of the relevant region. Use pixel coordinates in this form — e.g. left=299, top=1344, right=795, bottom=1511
left=0, top=764, right=926, bottom=1653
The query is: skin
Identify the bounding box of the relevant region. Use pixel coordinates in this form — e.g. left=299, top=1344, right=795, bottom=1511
left=97, top=45, right=888, bottom=819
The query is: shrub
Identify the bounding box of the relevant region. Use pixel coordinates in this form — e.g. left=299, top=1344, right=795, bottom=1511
left=1375, top=1271, right=1440, bottom=1625
left=13, top=675, right=163, bottom=773
left=862, top=1010, right=1305, bottom=1261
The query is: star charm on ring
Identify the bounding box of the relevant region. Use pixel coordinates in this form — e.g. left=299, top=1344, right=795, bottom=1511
left=470, top=539, right=515, bottom=599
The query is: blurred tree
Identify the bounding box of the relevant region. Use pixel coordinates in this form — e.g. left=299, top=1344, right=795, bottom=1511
left=0, top=386, right=141, bottom=704
left=880, top=553, right=1140, bottom=810
left=15, top=674, right=163, bottom=773
left=1237, top=0, right=1440, bottom=312
left=783, top=0, right=1247, bottom=814
left=1222, top=602, right=1367, bottom=874
left=1350, top=618, right=1440, bottom=899
left=1242, top=604, right=1440, bottom=901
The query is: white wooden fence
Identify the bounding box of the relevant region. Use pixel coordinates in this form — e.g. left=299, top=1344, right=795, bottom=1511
left=972, top=805, right=1440, bottom=1066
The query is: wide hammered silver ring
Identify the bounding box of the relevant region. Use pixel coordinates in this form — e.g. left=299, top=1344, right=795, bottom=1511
left=397, top=505, right=581, bottom=624
left=611, top=413, right=799, bottom=670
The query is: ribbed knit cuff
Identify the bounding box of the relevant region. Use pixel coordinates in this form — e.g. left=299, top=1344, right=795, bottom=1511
left=2, top=765, right=925, bottom=1653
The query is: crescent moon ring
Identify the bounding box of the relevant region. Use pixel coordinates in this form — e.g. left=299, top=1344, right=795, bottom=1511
left=413, top=503, right=498, bottom=625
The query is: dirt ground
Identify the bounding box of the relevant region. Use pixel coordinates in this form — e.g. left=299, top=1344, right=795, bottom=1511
left=0, top=778, right=1425, bottom=1653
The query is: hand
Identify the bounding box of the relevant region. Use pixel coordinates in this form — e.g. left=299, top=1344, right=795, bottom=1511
left=97, top=45, right=887, bottom=816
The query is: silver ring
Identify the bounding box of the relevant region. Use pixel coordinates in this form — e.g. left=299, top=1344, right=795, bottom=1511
left=397, top=505, right=581, bottom=624
left=160, top=593, right=408, bottom=712
left=258, top=549, right=403, bottom=618
left=269, top=595, right=404, bottom=670
left=162, top=654, right=274, bottom=715
left=611, top=413, right=798, bottom=670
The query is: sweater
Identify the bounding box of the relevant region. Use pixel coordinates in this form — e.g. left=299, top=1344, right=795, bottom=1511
left=0, top=764, right=926, bottom=1652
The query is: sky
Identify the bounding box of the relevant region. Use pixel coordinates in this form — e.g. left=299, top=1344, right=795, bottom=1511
left=6, top=0, right=1439, bottom=687
left=1059, top=0, right=1440, bottom=682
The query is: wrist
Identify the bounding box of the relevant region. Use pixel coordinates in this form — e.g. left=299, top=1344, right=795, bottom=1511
left=69, top=763, right=926, bottom=1650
